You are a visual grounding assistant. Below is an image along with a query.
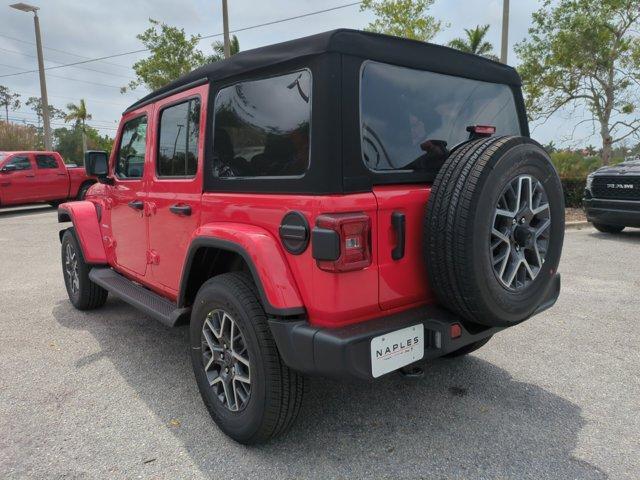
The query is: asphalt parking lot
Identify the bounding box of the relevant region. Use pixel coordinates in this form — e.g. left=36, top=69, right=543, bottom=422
left=0, top=206, right=638, bottom=480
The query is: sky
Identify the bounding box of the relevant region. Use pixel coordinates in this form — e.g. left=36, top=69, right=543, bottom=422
left=0, top=0, right=607, bottom=148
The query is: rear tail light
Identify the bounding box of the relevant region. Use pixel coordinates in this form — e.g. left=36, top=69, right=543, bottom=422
left=313, top=212, right=371, bottom=272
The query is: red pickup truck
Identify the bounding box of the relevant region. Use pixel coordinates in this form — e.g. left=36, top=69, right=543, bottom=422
left=0, top=151, right=95, bottom=207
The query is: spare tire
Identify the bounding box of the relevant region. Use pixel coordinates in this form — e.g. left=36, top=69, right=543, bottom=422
left=424, top=136, right=564, bottom=327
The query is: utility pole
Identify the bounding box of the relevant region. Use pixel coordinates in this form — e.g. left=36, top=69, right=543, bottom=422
left=10, top=3, right=52, bottom=150
left=222, top=0, right=231, bottom=59
left=500, top=0, right=510, bottom=64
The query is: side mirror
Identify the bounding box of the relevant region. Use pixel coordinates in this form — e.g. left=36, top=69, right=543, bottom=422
left=84, top=150, right=109, bottom=180
left=0, top=164, right=17, bottom=173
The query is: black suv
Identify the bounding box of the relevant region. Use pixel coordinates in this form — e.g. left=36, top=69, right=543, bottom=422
left=584, top=157, right=640, bottom=233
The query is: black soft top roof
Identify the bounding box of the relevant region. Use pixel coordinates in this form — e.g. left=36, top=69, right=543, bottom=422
left=125, top=28, right=521, bottom=113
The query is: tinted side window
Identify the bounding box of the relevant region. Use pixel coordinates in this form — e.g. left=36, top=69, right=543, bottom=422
left=6, top=156, right=32, bottom=170
left=35, top=154, right=59, bottom=169
left=157, top=98, right=200, bottom=177
left=115, top=116, right=147, bottom=179
left=360, top=61, right=521, bottom=173
left=213, top=70, right=311, bottom=178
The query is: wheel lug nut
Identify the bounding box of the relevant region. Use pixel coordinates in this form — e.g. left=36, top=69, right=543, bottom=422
left=512, top=218, right=517, bottom=225
left=520, top=218, right=525, bottom=224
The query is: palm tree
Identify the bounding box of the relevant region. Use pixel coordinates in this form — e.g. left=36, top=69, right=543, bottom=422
left=448, top=25, right=497, bottom=59
left=64, top=99, right=92, bottom=155
left=210, top=35, right=240, bottom=62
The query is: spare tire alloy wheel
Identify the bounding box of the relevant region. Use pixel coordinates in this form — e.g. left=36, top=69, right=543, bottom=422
left=491, top=175, right=551, bottom=290
left=424, top=136, right=564, bottom=327
left=201, top=309, right=251, bottom=412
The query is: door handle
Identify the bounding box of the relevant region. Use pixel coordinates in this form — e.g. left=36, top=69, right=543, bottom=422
left=169, top=204, right=192, bottom=216
left=57, top=173, right=67, bottom=176
left=391, top=212, right=405, bottom=260
left=128, top=200, right=144, bottom=211
left=26, top=174, right=35, bottom=178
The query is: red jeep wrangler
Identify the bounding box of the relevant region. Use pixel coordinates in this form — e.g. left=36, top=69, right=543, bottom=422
left=58, top=30, right=564, bottom=444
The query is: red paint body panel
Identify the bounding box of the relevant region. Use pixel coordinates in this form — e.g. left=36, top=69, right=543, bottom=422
left=199, top=192, right=380, bottom=327
left=0, top=151, right=94, bottom=206
left=58, top=201, right=107, bottom=264
left=191, top=222, right=304, bottom=311
left=373, top=185, right=435, bottom=310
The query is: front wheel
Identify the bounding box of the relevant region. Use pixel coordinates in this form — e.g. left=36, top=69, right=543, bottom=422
left=593, top=223, right=625, bottom=234
left=190, top=272, right=304, bottom=444
left=61, top=229, right=108, bottom=310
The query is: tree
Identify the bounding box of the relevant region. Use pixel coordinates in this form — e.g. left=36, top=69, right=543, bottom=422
left=360, top=0, right=444, bottom=41
left=25, top=96, right=65, bottom=128
left=64, top=99, right=92, bottom=156
left=54, top=125, right=113, bottom=165
left=125, top=19, right=208, bottom=92
left=0, top=122, right=38, bottom=150
left=0, top=86, right=21, bottom=123
left=515, top=0, right=640, bottom=165
left=210, top=35, right=240, bottom=62
left=448, top=25, right=497, bottom=59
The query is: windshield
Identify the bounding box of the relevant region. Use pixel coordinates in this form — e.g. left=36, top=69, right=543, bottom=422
left=360, top=61, right=522, bottom=173
left=0, top=153, right=6, bottom=163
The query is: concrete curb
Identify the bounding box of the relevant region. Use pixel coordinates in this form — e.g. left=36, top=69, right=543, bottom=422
left=566, top=221, right=591, bottom=230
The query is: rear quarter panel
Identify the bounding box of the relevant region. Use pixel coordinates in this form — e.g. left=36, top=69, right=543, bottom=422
left=200, top=192, right=380, bottom=327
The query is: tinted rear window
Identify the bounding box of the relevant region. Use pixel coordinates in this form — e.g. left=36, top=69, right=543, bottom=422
left=360, top=61, right=521, bottom=173
left=212, top=70, right=311, bottom=178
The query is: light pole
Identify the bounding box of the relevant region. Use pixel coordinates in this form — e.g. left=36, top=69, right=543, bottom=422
left=221, top=0, right=231, bottom=59
left=500, top=0, right=510, bottom=64
left=10, top=2, right=52, bottom=150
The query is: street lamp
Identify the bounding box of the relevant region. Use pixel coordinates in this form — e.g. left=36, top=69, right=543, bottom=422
left=10, top=2, right=52, bottom=150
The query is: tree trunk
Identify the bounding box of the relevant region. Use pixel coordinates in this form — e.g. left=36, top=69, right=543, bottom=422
left=81, top=122, right=87, bottom=159
left=601, top=128, right=613, bottom=166
left=4, top=106, right=8, bottom=123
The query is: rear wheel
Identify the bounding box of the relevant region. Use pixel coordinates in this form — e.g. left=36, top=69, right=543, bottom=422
left=61, top=229, right=108, bottom=310
left=593, top=223, right=624, bottom=233
left=190, top=272, right=303, bottom=444
left=424, top=136, right=565, bottom=327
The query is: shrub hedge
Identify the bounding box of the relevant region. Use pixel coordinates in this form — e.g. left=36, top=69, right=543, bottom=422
left=560, top=178, right=586, bottom=208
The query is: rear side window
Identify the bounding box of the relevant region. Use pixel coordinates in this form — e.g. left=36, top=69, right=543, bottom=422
left=115, top=115, right=147, bottom=179
left=5, top=156, right=31, bottom=170
left=35, top=154, right=59, bottom=169
left=157, top=98, right=200, bottom=178
left=360, top=61, right=521, bottom=173
left=213, top=70, right=311, bottom=178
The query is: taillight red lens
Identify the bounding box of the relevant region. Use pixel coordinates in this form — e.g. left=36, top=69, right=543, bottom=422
left=315, top=212, right=371, bottom=272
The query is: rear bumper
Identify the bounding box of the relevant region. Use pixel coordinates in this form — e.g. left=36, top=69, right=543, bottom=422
left=270, top=274, right=561, bottom=380
left=584, top=198, right=640, bottom=228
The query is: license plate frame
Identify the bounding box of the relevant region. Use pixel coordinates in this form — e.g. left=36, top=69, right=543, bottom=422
left=370, top=324, right=424, bottom=378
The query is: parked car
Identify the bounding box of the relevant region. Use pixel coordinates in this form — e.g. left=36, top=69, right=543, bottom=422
left=57, top=29, right=565, bottom=444
left=0, top=151, right=95, bottom=207
left=584, top=158, right=640, bottom=232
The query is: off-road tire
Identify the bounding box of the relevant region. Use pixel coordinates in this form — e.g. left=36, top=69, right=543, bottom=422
left=61, top=229, right=108, bottom=310
left=593, top=222, right=625, bottom=234
left=190, top=272, right=304, bottom=444
left=444, top=336, right=492, bottom=358
left=424, top=136, right=564, bottom=327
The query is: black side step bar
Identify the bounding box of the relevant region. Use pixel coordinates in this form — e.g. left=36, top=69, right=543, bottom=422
left=89, top=268, right=190, bottom=327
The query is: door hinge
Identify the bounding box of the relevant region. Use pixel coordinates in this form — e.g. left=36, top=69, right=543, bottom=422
left=146, top=250, right=160, bottom=265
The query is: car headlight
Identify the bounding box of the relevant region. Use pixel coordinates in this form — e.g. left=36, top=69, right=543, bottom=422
left=586, top=174, right=594, bottom=190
